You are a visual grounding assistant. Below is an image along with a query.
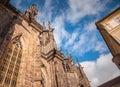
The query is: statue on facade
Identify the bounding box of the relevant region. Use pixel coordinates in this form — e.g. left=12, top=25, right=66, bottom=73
left=25, top=4, right=38, bottom=22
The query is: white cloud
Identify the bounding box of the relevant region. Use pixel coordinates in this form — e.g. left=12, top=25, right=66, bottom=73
left=70, top=30, right=107, bottom=56
left=11, top=0, right=109, bottom=55
left=52, top=14, right=70, bottom=47
left=11, top=0, right=109, bottom=56
left=84, top=20, right=96, bottom=31
left=95, top=41, right=107, bottom=53
left=37, top=0, right=53, bottom=23
left=63, top=18, right=108, bottom=55
left=10, top=1, right=120, bottom=86
left=81, top=53, right=120, bottom=87
left=65, top=31, right=78, bottom=48
left=67, top=0, right=109, bottom=24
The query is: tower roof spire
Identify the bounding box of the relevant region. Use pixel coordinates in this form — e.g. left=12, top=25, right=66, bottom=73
left=60, top=47, right=63, bottom=53
left=48, top=21, right=51, bottom=29
left=42, top=21, right=46, bottom=29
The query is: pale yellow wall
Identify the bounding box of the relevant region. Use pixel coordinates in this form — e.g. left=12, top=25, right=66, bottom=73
left=99, top=9, right=120, bottom=45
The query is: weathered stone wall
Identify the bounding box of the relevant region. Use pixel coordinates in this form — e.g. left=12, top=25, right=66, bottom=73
left=0, top=2, right=90, bottom=87
left=12, top=18, right=41, bottom=87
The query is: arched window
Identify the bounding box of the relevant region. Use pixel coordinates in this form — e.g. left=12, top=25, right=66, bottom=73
left=0, top=36, right=22, bottom=87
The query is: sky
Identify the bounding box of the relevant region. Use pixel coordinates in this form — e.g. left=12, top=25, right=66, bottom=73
left=10, top=0, right=120, bottom=87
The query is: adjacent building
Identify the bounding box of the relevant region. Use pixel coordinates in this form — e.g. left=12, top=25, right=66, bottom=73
left=0, top=1, right=90, bottom=87
left=96, top=7, right=120, bottom=69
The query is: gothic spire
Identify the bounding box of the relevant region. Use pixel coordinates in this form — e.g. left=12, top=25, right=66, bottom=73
left=48, top=21, right=51, bottom=29
left=59, top=47, right=63, bottom=53
left=42, top=22, right=46, bottom=29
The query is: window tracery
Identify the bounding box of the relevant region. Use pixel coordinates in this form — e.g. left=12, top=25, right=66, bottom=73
left=0, top=36, right=22, bottom=86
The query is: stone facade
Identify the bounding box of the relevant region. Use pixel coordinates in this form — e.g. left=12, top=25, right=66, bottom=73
left=96, top=7, right=120, bottom=69
left=0, top=1, right=90, bottom=87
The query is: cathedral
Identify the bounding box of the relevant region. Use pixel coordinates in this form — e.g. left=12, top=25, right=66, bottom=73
left=0, top=0, right=90, bottom=87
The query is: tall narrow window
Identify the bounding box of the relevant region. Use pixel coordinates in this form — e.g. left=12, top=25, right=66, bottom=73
left=0, top=36, right=22, bottom=86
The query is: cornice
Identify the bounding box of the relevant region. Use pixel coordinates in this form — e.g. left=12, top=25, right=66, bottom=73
left=96, top=7, right=120, bottom=25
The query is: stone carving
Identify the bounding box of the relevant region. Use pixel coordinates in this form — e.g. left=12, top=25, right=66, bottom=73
left=25, top=4, right=38, bottom=22
left=62, top=61, right=71, bottom=72
left=66, top=63, right=70, bottom=72
left=41, top=73, right=45, bottom=87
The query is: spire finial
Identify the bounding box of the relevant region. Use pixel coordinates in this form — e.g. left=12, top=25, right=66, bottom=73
left=60, top=47, right=63, bottom=53
left=66, top=50, right=70, bottom=58
left=43, top=22, right=45, bottom=29
left=76, top=57, right=79, bottom=62
left=48, top=21, right=51, bottom=29
left=76, top=57, right=82, bottom=68
left=70, top=54, right=72, bottom=58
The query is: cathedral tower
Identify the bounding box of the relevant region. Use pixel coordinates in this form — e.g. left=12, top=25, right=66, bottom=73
left=0, top=1, right=90, bottom=87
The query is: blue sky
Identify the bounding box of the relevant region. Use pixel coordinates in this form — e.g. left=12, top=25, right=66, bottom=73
left=10, top=0, right=120, bottom=87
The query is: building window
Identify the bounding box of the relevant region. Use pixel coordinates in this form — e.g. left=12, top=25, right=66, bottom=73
left=9, top=64, right=14, bottom=70
left=11, top=80, right=16, bottom=87
left=13, top=51, right=17, bottom=57
left=0, top=66, right=6, bottom=72
left=16, top=59, right=21, bottom=65
left=18, top=53, right=22, bottom=59
left=4, top=77, right=10, bottom=85
left=0, top=36, right=22, bottom=86
left=14, top=72, right=18, bottom=77
left=6, top=54, right=10, bottom=59
left=3, top=59, right=8, bottom=66
left=7, top=69, right=12, bottom=75
left=0, top=75, right=3, bottom=83
left=7, top=48, right=12, bottom=53
left=11, top=56, right=16, bottom=63
left=14, top=66, right=19, bottom=72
